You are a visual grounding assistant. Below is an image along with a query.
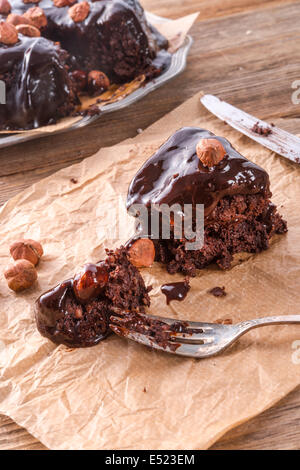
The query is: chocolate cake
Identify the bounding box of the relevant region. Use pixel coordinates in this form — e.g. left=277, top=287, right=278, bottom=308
left=35, top=247, right=151, bottom=347
left=127, top=127, right=287, bottom=276
left=0, top=0, right=170, bottom=129
left=0, top=35, right=78, bottom=130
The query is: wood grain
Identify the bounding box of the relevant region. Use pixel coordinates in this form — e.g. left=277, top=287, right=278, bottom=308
left=0, top=0, right=300, bottom=450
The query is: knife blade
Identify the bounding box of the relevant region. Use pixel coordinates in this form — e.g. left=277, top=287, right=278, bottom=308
left=200, top=94, right=300, bottom=164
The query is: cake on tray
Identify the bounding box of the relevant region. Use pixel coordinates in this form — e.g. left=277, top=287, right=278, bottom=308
left=0, top=34, right=79, bottom=129
left=126, top=127, right=287, bottom=276
left=0, top=0, right=170, bottom=129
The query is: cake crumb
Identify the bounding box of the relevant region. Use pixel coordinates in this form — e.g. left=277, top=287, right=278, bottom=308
left=251, top=121, right=272, bottom=136
left=70, top=178, right=78, bottom=184
left=209, top=286, right=227, bottom=297
left=143, top=387, right=147, bottom=393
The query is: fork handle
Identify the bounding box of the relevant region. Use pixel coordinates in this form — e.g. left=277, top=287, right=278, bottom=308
left=236, top=315, right=300, bottom=335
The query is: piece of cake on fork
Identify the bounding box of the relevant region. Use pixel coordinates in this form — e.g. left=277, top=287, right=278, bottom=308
left=35, top=247, right=152, bottom=347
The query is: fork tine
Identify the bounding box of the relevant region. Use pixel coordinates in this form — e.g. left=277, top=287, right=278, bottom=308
left=145, top=313, right=216, bottom=332
left=111, top=310, right=215, bottom=332
left=110, top=316, right=212, bottom=344
left=110, top=324, right=220, bottom=358
left=110, top=325, right=178, bottom=354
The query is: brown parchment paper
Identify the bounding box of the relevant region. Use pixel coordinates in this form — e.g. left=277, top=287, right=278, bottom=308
left=0, top=91, right=300, bottom=450
left=0, top=12, right=198, bottom=136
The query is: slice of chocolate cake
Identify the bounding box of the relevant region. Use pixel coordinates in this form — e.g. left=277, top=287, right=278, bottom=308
left=127, top=127, right=287, bottom=276
left=0, top=33, right=78, bottom=130
left=35, top=247, right=151, bottom=348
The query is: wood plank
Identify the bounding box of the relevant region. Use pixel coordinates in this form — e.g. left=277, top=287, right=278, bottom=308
left=0, top=0, right=299, bottom=450
left=142, top=0, right=300, bottom=21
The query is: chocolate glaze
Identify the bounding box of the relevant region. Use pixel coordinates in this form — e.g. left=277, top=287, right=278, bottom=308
left=0, top=35, right=78, bottom=130
left=35, top=248, right=151, bottom=348
left=2, top=0, right=170, bottom=83
left=161, top=280, right=190, bottom=305
left=35, top=275, right=113, bottom=347
left=127, top=127, right=271, bottom=219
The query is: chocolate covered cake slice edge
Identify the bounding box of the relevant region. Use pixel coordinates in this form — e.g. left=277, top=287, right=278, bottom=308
left=127, top=127, right=287, bottom=276
left=35, top=247, right=152, bottom=348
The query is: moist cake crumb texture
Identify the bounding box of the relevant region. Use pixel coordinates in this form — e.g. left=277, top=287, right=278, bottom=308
left=35, top=247, right=151, bottom=348
left=251, top=121, right=273, bottom=136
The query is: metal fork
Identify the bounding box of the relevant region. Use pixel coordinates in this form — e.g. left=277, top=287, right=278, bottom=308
left=110, top=312, right=300, bottom=358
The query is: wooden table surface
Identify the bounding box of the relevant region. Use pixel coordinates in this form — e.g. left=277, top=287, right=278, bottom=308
left=1, top=0, right=300, bottom=451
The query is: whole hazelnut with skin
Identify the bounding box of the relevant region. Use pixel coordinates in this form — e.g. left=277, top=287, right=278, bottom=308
left=68, top=1, right=90, bottom=23
left=0, top=0, right=11, bottom=15
left=128, top=238, right=155, bottom=268
left=7, top=13, right=34, bottom=26
left=4, top=259, right=38, bottom=292
left=73, top=262, right=109, bottom=303
left=23, top=7, right=47, bottom=29
left=10, top=239, right=43, bottom=266
left=196, top=138, right=227, bottom=168
left=0, top=21, right=18, bottom=45
left=87, top=70, right=110, bottom=95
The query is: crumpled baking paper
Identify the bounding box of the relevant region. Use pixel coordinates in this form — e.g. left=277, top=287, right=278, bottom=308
left=0, top=91, right=300, bottom=450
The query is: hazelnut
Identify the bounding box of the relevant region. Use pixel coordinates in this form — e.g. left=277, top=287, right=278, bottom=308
left=68, top=1, right=90, bottom=22
left=53, top=0, right=76, bottom=7
left=0, top=0, right=11, bottom=15
left=88, top=70, right=110, bottom=95
left=4, top=259, right=37, bottom=292
left=128, top=238, right=155, bottom=268
left=10, top=239, right=43, bottom=266
left=196, top=138, right=227, bottom=168
left=7, top=13, right=34, bottom=26
left=23, top=7, right=47, bottom=29
left=16, top=23, right=41, bottom=37
left=73, top=262, right=109, bottom=303
left=0, top=21, right=18, bottom=45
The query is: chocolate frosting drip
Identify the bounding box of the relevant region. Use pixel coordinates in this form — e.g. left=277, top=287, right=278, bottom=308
left=35, top=248, right=151, bottom=348
left=35, top=277, right=111, bottom=348
left=2, top=0, right=169, bottom=83
left=127, top=127, right=271, bottom=218
left=0, top=36, right=78, bottom=129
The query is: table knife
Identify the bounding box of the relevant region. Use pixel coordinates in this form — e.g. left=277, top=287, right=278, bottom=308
left=200, top=94, right=300, bottom=164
